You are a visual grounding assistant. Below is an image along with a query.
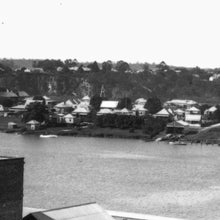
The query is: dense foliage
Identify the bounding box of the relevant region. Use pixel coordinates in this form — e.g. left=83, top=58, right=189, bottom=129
left=0, top=59, right=219, bottom=103
left=95, top=114, right=166, bottom=137
left=22, top=102, right=49, bottom=123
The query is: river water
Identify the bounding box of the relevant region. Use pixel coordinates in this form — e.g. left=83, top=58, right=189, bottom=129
left=0, top=133, right=220, bottom=219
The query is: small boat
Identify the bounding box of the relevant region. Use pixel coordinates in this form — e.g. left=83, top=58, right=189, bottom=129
left=40, top=134, right=58, bottom=138
left=169, top=141, right=187, bottom=145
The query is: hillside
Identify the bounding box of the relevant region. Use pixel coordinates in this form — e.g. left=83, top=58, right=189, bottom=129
left=0, top=59, right=220, bottom=103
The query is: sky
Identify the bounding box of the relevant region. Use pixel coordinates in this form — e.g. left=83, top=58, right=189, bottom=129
left=0, top=0, right=220, bottom=68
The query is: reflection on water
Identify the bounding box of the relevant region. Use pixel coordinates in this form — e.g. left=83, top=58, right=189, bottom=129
left=0, top=133, right=220, bottom=220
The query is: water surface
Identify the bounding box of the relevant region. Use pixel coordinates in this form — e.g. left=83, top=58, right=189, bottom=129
left=0, top=133, right=220, bottom=219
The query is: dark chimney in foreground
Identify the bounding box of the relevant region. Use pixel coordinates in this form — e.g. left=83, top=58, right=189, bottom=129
left=0, top=156, right=24, bottom=220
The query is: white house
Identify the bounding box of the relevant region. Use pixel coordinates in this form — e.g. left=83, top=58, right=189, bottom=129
left=132, top=105, right=148, bottom=116
left=134, top=98, right=147, bottom=106
left=64, top=114, right=74, bottom=124
left=26, top=120, right=40, bottom=130
left=164, top=99, right=197, bottom=109
left=185, top=106, right=201, bottom=115
left=185, top=114, right=201, bottom=128
left=119, top=108, right=132, bottom=115
left=100, top=101, right=119, bottom=110
left=73, top=106, right=90, bottom=116
left=97, top=108, right=113, bottom=115
left=154, top=108, right=173, bottom=118
left=204, top=106, right=217, bottom=115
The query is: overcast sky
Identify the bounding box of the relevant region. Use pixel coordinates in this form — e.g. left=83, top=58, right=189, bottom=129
left=0, top=0, right=220, bottom=68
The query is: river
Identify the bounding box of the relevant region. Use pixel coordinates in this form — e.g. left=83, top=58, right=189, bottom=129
left=0, top=133, right=220, bottom=220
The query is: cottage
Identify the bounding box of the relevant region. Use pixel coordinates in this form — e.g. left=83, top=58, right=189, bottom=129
left=164, top=99, right=197, bottom=109
left=97, top=108, right=113, bottom=115
left=55, top=100, right=76, bottom=113
left=64, top=114, right=74, bottom=124
left=185, top=106, right=201, bottom=115
left=166, top=121, right=188, bottom=134
left=81, top=95, right=90, bottom=104
left=174, top=108, right=185, bottom=120
left=18, top=91, right=29, bottom=98
left=9, top=104, right=26, bottom=113
left=132, top=105, right=147, bottom=116
left=26, top=120, right=40, bottom=130
left=119, top=108, right=132, bottom=115
left=73, top=106, right=90, bottom=116
left=8, top=122, right=17, bottom=130
left=134, top=98, right=147, bottom=106
left=154, top=108, right=173, bottom=118
left=204, top=106, right=217, bottom=116
left=100, top=101, right=119, bottom=110
left=185, top=114, right=201, bottom=128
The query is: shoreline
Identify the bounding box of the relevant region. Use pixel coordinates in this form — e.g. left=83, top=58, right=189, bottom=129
left=1, top=126, right=153, bottom=141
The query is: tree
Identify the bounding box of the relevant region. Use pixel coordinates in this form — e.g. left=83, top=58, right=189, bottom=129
left=87, top=61, right=100, bottom=73
left=0, top=98, right=14, bottom=107
left=144, top=97, right=162, bottom=114
left=118, top=97, right=132, bottom=110
left=102, top=60, right=113, bottom=72
left=22, top=102, right=49, bottom=123
left=115, top=60, right=130, bottom=72
left=90, top=94, right=103, bottom=111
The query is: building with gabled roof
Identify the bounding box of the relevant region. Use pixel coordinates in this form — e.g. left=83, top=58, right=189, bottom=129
left=97, top=108, right=113, bottom=115
left=73, top=106, right=90, bottom=116
left=23, top=202, right=114, bottom=220
left=100, top=101, right=119, bottom=110
left=18, top=91, right=29, bottom=98
left=154, top=108, right=173, bottom=118
left=64, top=113, right=74, bottom=124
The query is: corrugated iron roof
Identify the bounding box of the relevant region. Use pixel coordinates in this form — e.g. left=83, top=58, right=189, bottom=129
left=100, top=101, right=118, bottom=109
left=23, top=203, right=114, bottom=220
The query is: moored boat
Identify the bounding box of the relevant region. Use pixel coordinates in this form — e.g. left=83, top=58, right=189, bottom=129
left=40, top=134, right=58, bottom=138
left=169, top=141, right=187, bottom=145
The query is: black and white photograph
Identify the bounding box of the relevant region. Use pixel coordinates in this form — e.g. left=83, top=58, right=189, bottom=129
left=0, top=0, right=220, bottom=219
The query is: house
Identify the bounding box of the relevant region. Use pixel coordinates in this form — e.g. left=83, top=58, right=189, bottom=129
left=166, top=120, right=188, bottom=134
left=100, top=101, right=119, bottom=110
left=185, top=114, right=201, bottom=128
left=164, top=99, right=197, bottom=110
left=204, top=106, right=217, bottom=116
left=132, top=105, right=147, bottom=116
left=134, top=98, right=147, bottom=106
left=23, top=202, right=115, bottom=220
left=81, top=95, right=90, bottom=104
left=43, top=96, right=57, bottom=108
left=73, top=106, right=90, bottom=116
left=8, top=122, right=17, bottom=129
left=174, top=109, right=185, bottom=120
left=154, top=108, right=173, bottom=118
left=9, top=104, right=26, bottom=113
left=55, top=100, right=76, bottom=113
left=18, top=91, right=29, bottom=98
left=64, top=114, right=74, bottom=124
left=69, top=66, right=79, bottom=71
left=26, top=120, right=40, bottom=130
left=119, top=108, right=132, bottom=115
left=97, top=108, right=113, bottom=115
left=0, top=91, right=18, bottom=99
left=185, top=106, right=201, bottom=115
